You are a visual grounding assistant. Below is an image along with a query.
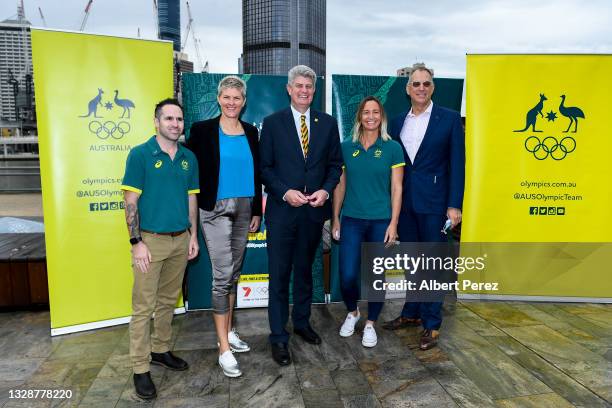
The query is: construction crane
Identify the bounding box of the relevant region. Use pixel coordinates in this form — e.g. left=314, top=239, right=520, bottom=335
left=17, top=0, right=25, bottom=20
left=38, top=7, right=47, bottom=27
left=181, top=6, right=191, bottom=52
left=193, top=37, right=207, bottom=73
left=152, top=0, right=160, bottom=39
left=79, top=0, right=94, bottom=32
left=182, top=1, right=208, bottom=72
left=8, top=0, right=34, bottom=121
left=17, top=0, right=30, bottom=76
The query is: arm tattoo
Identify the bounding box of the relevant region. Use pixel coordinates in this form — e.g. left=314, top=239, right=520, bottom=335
left=126, top=203, right=140, bottom=238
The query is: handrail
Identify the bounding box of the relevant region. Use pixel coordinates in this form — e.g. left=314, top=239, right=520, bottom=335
left=0, top=137, right=39, bottom=158
left=0, top=136, right=38, bottom=144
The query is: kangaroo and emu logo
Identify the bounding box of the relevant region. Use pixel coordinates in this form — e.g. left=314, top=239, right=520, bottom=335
left=79, top=88, right=136, bottom=140
left=514, top=93, right=586, bottom=161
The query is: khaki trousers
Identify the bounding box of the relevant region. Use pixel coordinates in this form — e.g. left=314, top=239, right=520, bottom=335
left=129, top=231, right=189, bottom=374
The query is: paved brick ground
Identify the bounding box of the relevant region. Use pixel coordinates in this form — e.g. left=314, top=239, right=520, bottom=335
left=0, top=194, right=43, bottom=217
left=1, top=300, right=610, bottom=407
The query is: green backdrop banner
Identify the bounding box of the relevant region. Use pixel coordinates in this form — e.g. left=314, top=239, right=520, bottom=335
left=332, top=74, right=464, bottom=141
left=181, top=73, right=326, bottom=310
left=330, top=74, right=464, bottom=301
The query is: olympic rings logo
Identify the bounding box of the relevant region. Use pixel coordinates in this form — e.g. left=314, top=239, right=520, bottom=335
left=255, top=287, right=268, bottom=296
left=88, top=120, right=131, bottom=140
left=524, top=136, right=576, bottom=161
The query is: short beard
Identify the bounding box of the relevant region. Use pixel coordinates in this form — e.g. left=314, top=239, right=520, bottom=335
left=158, top=130, right=181, bottom=142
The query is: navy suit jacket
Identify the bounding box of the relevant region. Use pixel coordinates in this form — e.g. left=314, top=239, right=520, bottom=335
left=389, top=104, right=465, bottom=215
left=260, top=107, right=343, bottom=223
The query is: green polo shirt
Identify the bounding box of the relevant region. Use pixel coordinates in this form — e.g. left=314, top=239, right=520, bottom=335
left=341, top=137, right=405, bottom=220
left=121, top=136, right=200, bottom=233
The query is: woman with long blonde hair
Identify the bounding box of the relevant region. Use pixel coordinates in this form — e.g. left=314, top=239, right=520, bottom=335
left=332, top=96, right=404, bottom=347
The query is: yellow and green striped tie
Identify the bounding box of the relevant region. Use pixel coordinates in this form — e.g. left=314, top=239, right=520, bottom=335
left=300, top=114, right=309, bottom=158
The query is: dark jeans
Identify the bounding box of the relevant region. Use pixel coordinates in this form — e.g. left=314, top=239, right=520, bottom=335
left=339, top=216, right=388, bottom=322
left=398, top=208, right=447, bottom=330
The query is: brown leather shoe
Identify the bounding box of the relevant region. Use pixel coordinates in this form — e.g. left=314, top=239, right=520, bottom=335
left=382, top=316, right=422, bottom=330
left=419, top=329, right=440, bottom=350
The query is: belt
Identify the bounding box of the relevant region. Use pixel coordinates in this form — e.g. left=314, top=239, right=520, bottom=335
left=141, top=229, right=187, bottom=237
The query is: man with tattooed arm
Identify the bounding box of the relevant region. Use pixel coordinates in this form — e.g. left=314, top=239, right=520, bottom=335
left=120, top=98, right=199, bottom=400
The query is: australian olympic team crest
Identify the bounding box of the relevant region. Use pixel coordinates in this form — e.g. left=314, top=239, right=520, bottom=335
left=78, top=87, right=135, bottom=141
left=181, top=160, right=189, bottom=171
left=513, top=93, right=585, bottom=161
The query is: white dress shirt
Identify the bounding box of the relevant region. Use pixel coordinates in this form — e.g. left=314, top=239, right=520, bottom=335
left=400, top=101, right=433, bottom=163
left=290, top=105, right=310, bottom=158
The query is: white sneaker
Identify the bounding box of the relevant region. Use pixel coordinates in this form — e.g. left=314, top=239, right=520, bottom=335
left=228, top=328, right=250, bottom=353
left=362, top=323, right=378, bottom=347
left=218, top=350, right=242, bottom=377
left=339, top=309, right=360, bottom=337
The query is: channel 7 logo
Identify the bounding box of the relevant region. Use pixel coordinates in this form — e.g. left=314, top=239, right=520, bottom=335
left=529, top=206, right=565, bottom=216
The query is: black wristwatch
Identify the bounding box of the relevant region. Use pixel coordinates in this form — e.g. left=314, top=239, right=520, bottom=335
left=130, top=236, right=142, bottom=245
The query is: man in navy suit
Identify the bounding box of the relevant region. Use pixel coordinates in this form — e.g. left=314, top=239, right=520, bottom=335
left=384, top=63, right=465, bottom=350
left=260, top=65, right=343, bottom=365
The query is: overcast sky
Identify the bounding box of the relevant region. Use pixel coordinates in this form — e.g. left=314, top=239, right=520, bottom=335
left=3, top=0, right=612, bottom=78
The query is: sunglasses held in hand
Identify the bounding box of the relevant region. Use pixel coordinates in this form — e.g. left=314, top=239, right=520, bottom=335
left=441, top=218, right=452, bottom=235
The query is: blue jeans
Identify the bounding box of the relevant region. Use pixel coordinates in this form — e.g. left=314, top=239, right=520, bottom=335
left=339, top=216, right=389, bottom=322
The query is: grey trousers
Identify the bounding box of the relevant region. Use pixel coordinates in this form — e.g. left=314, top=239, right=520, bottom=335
left=200, top=197, right=252, bottom=314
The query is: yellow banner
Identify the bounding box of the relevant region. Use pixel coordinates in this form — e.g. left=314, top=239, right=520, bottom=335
left=462, top=54, right=612, bottom=298
left=238, top=274, right=269, bottom=283
left=31, top=29, right=174, bottom=330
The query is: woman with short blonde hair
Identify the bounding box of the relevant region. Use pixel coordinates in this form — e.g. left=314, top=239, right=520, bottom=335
left=186, top=75, right=261, bottom=377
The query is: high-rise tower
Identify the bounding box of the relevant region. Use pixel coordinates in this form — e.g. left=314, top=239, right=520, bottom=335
left=0, top=7, right=33, bottom=122
left=242, top=0, right=326, bottom=76
left=158, top=0, right=181, bottom=52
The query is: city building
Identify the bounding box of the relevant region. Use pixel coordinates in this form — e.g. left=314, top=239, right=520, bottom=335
left=397, top=64, right=436, bottom=78
left=397, top=66, right=411, bottom=77
left=242, top=0, right=326, bottom=76
left=157, top=0, right=181, bottom=52
left=0, top=9, right=34, bottom=123
left=176, top=52, right=194, bottom=74
left=156, top=0, right=199, bottom=97
left=174, top=51, right=194, bottom=99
